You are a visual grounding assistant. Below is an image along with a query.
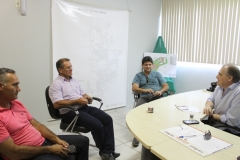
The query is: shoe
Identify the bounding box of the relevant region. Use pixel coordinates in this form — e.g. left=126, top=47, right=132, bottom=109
left=100, top=153, right=115, bottom=160
left=132, top=137, right=139, bottom=147
left=112, top=152, right=120, bottom=158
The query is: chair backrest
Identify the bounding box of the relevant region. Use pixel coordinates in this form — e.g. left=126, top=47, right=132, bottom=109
left=45, top=86, right=62, bottom=119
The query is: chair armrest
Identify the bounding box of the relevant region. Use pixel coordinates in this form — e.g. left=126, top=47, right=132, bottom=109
left=201, top=116, right=240, bottom=136
left=132, top=92, right=140, bottom=100
left=213, top=123, right=240, bottom=133
left=93, top=97, right=103, bottom=109
left=93, top=97, right=102, bottom=102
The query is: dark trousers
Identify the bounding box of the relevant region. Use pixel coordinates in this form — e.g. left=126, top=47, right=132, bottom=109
left=31, top=135, right=89, bottom=160
left=62, top=106, right=115, bottom=154
left=135, top=95, right=162, bottom=107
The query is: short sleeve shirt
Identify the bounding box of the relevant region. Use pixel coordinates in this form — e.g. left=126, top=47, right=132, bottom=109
left=0, top=100, right=44, bottom=160
left=132, top=71, right=166, bottom=97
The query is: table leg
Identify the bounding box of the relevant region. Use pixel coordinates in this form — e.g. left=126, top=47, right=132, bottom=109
left=141, top=146, right=160, bottom=160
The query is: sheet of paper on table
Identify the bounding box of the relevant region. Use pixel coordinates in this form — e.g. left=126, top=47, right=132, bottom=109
left=176, top=106, right=201, bottom=113
left=160, top=125, right=232, bottom=156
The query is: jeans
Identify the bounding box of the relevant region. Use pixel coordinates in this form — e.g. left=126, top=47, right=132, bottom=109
left=31, top=135, right=89, bottom=160
left=62, top=106, right=115, bottom=154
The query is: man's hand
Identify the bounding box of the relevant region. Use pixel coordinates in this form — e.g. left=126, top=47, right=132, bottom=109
left=203, top=100, right=214, bottom=116
left=153, top=91, right=163, bottom=96
left=49, top=144, right=70, bottom=158
left=203, top=106, right=213, bottom=116
left=86, top=96, right=93, bottom=104
left=55, top=138, right=69, bottom=148
left=77, top=97, right=88, bottom=105
left=143, top=89, right=154, bottom=94
left=82, top=94, right=93, bottom=104
left=87, top=98, right=93, bottom=104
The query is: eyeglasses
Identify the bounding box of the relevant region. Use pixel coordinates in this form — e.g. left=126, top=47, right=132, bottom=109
left=146, top=77, right=149, bottom=83
left=203, top=130, right=211, bottom=140
left=65, top=66, right=72, bottom=70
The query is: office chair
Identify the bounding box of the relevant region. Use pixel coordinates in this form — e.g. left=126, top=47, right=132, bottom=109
left=45, top=86, right=103, bottom=147
left=133, top=91, right=171, bottom=108
left=206, top=82, right=217, bottom=92
left=201, top=116, right=240, bottom=137
left=214, top=124, right=240, bottom=137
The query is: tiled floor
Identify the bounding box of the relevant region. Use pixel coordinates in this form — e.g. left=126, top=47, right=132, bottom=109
left=44, top=107, right=142, bottom=160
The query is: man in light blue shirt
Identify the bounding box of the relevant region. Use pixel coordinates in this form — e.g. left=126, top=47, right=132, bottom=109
left=131, top=56, right=169, bottom=147
left=203, top=63, right=240, bottom=131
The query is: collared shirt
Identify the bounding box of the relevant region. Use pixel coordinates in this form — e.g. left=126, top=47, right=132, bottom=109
left=0, top=100, right=45, bottom=160
left=208, top=82, right=240, bottom=128
left=132, top=71, right=166, bottom=98
left=49, top=75, right=85, bottom=114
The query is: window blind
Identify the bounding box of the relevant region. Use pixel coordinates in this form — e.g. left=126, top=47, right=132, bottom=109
left=162, top=0, right=240, bottom=65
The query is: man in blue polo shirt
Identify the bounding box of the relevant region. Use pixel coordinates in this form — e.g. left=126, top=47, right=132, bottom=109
left=131, top=56, right=169, bottom=147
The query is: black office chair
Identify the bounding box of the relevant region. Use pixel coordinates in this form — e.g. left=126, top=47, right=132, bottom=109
left=214, top=124, right=240, bottom=137
left=206, top=82, right=217, bottom=92
left=201, top=116, right=240, bottom=137
left=133, top=91, right=171, bottom=108
left=45, top=86, right=103, bottom=147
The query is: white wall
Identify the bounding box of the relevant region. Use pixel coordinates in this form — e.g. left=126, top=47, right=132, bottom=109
left=2, top=0, right=233, bottom=123
left=174, top=62, right=221, bottom=94
left=175, top=63, right=240, bottom=94
left=0, top=0, right=161, bottom=122
left=0, top=0, right=52, bottom=122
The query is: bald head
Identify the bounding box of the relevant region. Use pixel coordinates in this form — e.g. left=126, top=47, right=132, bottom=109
left=222, top=64, right=240, bottom=83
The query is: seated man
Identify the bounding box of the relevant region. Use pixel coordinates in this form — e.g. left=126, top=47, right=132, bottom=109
left=49, top=58, right=120, bottom=160
left=203, top=63, right=240, bottom=133
left=132, top=56, right=169, bottom=147
left=0, top=68, right=89, bottom=160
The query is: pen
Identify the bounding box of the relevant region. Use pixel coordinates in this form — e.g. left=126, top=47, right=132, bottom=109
left=178, top=124, right=183, bottom=130
left=179, top=135, right=196, bottom=138
left=175, top=105, right=188, bottom=110
left=175, top=104, right=187, bottom=107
